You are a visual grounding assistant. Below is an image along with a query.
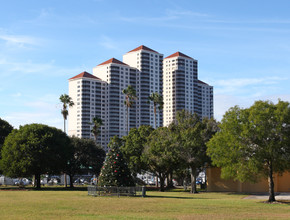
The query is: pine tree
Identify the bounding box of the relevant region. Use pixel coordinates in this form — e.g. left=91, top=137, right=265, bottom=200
left=98, top=136, right=135, bottom=187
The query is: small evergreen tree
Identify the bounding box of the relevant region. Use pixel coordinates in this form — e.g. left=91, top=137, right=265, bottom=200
left=98, top=136, right=135, bottom=187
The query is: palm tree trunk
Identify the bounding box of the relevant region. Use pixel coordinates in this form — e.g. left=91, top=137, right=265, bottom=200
left=126, top=105, right=129, bottom=135
left=63, top=118, right=67, bottom=188
left=154, top=104, right=156, bottom=129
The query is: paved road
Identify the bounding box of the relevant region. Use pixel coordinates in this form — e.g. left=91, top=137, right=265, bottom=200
left=244, top=193, right=290, bottom=200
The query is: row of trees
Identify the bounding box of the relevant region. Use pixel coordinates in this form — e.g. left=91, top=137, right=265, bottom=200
left=119, top=110, right=219, bottom=192
left=107, top=100, right=290, bottom=202
left=0, top=121, right=105, bottom=188
left=2, top=91, right=290, bottom=203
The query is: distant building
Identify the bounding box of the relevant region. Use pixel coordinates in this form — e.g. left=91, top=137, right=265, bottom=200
left=123, top=45, right=163, bottom=128
left=198, top=80, right=214, bottom=119
left=68, top=71, right=106, bottom=146
left=163, top=52, right=199, bottom=126
left=92, top=58, right=138, bottom=147
left=68, top=45, right=213, bottom=148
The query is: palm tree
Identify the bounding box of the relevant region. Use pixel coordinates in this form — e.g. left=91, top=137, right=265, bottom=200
left=122, top=85, right=137, bottom=135
left=59, top=94, right=74, bottom=133
left=148, top=92, right=163, bottom=129
left=59, top=94, right=74, bottom=188
left=91, top=116, right=103, bottom=143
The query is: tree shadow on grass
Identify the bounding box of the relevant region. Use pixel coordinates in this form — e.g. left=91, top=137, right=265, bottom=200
left=145, top=195, right=209, bottom=200
left=0, top=186, right=88, bottom=191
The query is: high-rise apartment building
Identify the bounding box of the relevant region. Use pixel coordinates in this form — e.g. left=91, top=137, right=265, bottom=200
left=68, top=71, right=106, bottom=143
left=123, top=46, right=163, bottom=128
left=68, top=45, right=213, bottom=148
left=163, top=52, right=199, bottom=126
left=92, top=58, right=138, bottom=146
left=198, top=80, right=214, bottom=119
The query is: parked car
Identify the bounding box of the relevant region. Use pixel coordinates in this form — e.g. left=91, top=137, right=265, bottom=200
left=14, top=178, right=32, bottom=186
left=48, top=178, right=59, bottom=185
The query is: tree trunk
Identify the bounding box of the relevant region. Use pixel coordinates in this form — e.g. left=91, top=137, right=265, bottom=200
left=32, top=175, right=36, bottom=187
left=190, top=166, right=198, bottom=193
left=167, top=172, right=174, bottom=188
left=268, top=162, right=276, bottom=202
left=69, top=174, right=74, bottom=188
left=64, top=173, right=67, bottom=188
left=35, top=173, right=41, bottom=189
left=204, top=168, right=207, bottom=191
left=155, top=175, right=159, bottom=188
left=159, top=174, right=165, bottom=192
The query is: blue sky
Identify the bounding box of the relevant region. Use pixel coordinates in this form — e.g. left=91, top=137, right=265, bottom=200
left=1, top=0, right=290, bottom=129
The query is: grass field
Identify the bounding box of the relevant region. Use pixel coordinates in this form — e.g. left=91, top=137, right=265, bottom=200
left=0, top=188, right=289, bottom=219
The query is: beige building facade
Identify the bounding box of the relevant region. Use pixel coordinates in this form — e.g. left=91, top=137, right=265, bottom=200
left=207, top=167, right=290, bottom=193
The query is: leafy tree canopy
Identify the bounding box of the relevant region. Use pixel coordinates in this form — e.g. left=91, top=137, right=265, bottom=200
left=0, top=118, right=13, bottom=147
left=207, top=100, right=290, bottom=202
left=121, top=125, right=154, bottom=176
left=174, top=110, right=219, bottom=193
left=1, top=124, right=72, bottom=188
left=66, top=137, right=105, bottom=179
left=143, top=127, right=181, bottom=191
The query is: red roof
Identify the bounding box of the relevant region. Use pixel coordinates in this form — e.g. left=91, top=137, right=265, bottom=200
left=164, top=52, right=193, bottom=59
left=97, top=58, right=129, bottom=66
left=198, top=80, right=209, bottom=85
left=69, top=71, right=101, bottom=80
left=127, top=45, right=159, bottom=54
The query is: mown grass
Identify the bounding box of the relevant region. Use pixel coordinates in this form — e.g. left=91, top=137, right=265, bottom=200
left=0, top=188, right=289, bottom=219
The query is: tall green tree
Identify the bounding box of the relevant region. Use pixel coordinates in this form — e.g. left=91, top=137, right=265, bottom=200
left=176, top=111, right=203, bottom=193
left=207, top=100, right=290, bottom=202
left=122, top=85, right=137, bottom=135
left=1, top=124, right=72, bottom=188
left=59, top=94, right=74, bottom=187
left=98, top=136, right=135, bottom=187
left=143, top=127, right=181, bottom=192
left=91, top=116, right=103, bottom=143
left=59, top=94, right=74, bottom=133
left=66, top=137, right=105, bottom=187
left=121, top=125, right=154, bottom=176
left=148, top=92, right=163, bottom=129
left=0, top=118, right=13, bottom=173
left=175, top=110, right=218, bottom=193
left=0, top=118, right=13, bottom=147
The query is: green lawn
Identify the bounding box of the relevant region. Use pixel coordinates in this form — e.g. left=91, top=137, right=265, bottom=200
left=0, top=188, right=289, bottom=219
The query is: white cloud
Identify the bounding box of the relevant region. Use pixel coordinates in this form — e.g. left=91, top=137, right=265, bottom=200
left=211, top=76, right=290, bottom=121
left=99, top=35, right=119, bottom=50
left=0, top=57, right=82, bottom=76
left=3, top=93, right=65, bottom=129
left=0, top=34, right=41, bottom=47
left=214, top=92, right=290, bottom=122
left=4, top=112, right=63, bottom=130
left=211, top=76, right=288, bottom=95
left=11, top=92, right=22, bottom=97
left=165, top=9, right=208, bottom=17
